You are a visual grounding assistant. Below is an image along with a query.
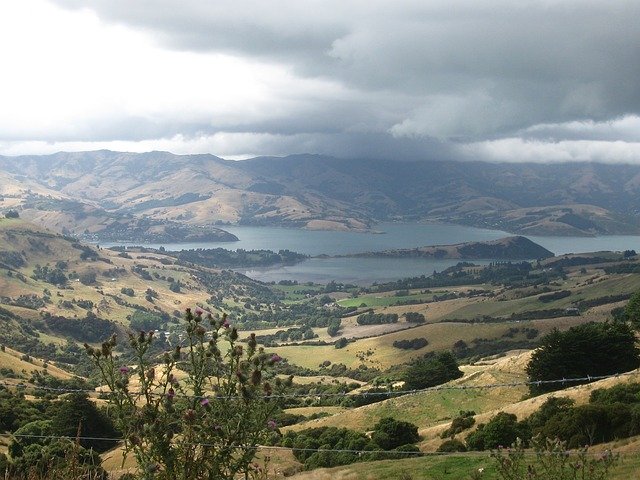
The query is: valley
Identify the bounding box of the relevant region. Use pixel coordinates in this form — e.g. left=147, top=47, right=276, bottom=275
left=1, top=216, right=640, bottom=478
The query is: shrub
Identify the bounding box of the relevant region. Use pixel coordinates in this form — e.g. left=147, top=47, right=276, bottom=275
left=404, top=312, right=426, bottom=323
left=335, top=337, right=349, bottom=349
left=437, top=439, right=467, bottom=452
left=441, top=410, right=476, bottom=438
left=393, top=337, right=428, bottom=350
left=466, top=412, right=530, bottom=451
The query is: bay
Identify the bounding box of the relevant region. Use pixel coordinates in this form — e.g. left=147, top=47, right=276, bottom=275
left=101, top=223, right=640, bottom=285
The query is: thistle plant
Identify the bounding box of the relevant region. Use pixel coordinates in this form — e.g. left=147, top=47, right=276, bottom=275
left=86, top=309, right=285, bottom=480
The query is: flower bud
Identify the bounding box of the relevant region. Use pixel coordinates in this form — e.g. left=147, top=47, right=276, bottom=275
left=251, top=369, right=262, bottom=386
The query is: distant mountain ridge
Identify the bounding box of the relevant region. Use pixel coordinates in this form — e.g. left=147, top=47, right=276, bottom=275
left=1, top=150, right=640, bottom=238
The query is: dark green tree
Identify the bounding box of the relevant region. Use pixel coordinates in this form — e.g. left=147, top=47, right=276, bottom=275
left=404, top=351, right=463, bottom=390
left=526, top=322, right=640, bottom=395
left=49, top=393, right=118, bottom=452
left=625, top=290, right=640, bottom=329
left=370, top=417, right=419, bottom=449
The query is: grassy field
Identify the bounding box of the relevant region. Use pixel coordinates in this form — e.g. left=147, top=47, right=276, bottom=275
left=336, top=291, right=440, bottom=308
left=285, top=450, right=640, bottom=480
left=0, top=346, right=75, bottom=381
left=272, top=313, right=591, bottom=370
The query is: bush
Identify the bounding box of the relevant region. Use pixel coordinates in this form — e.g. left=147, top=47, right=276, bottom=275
left=5, top=210, right=19, bottom=219
left=393, top=337, right=428, bottom=350
left=526, top=322, right=640, bottom=395
left=437, top=439, right=467, bottom=452
left=466, top=412, right=530, bottom=451
left=78, top=271, right=97, bottom=285
left=404, top=312, right=425, bottom=323
left=335, top=337, right=349, bottom=349
left=441, top=410, right=476, bottom=438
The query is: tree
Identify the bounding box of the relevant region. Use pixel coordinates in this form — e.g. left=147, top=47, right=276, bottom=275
left=625, top=290, right=640, bottom=329
left=49, top=393, right=118, bottom=452
left=5, top=210, right=19, bottom=219
left=370, top=417, right=419, bottom=449
left=327, top=318, right=341, bottom=337
left=404, top=351, right=463, bottom=390
left=526, top=322, right=640, bottom=395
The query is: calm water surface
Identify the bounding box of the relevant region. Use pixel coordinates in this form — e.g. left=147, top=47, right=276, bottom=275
left=102, top=223, right=640, bottom=285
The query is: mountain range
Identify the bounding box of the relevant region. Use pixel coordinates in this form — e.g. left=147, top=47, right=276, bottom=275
left=1, top=150, right=640, bottom=239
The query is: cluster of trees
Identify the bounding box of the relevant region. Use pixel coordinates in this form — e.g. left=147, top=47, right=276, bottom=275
left=404, top=312, right=426, bottom=323
left=44, top=314, right=117, bottom=343
left=176, top=248, right=307, bottom=268
left=31, top=264, right=67, bottom=286
left=441, top=382, right=640, bottom=453
left=128, top=310, right=166, bottom=332
left=368, top=261, right=564, bottom=294
left=356, top=312, right=398, bottom=325
left=239, top=297, right=344, bottom=329
left=253, top=326, right=317, bottom=346
left=393, top=337, right=428, bottom=350
left=278, top=417, right=420, bottom=469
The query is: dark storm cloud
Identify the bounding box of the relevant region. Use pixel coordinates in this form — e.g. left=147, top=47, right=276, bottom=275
left=31, top=1, right=640, bottom=160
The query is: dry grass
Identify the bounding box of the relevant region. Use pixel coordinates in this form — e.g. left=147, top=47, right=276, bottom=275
left=0, top=346, right=74, bottom=380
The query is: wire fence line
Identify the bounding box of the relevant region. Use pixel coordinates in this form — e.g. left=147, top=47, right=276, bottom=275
left=10, top=434, right=621, bottom=458
left=1, top=369, right=638, bottom=401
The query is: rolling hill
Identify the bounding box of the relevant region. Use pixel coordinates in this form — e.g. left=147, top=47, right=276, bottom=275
left=1, top=151, right=640, bottom=238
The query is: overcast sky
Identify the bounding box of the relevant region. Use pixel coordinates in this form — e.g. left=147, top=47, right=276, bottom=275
left=0, top=0, right=639, bottom=162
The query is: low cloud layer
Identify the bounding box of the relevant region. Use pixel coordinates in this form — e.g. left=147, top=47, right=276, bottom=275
left=1, top=1, right=639, bottom=162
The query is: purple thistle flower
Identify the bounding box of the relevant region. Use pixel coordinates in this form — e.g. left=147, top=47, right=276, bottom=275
left=166, top=388, right=175, bottom=399
left=200, top=397, right=210, bottom=407
left=195, top=308, right=203, bottom=316
left=271, top=354, right=282, bottom=363
left=119, top=366, right=130, bottom=374
left=222, top=318, right=230, bottom=328
left=267, top=420, right=277, bottom=430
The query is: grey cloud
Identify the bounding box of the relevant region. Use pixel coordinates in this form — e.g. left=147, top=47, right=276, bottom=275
left=44, top=0, right=640, bottom=159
